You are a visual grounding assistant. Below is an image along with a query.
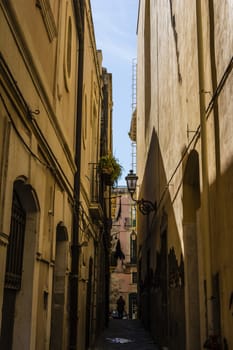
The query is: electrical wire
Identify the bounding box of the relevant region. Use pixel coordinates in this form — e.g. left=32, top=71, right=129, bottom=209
left=0, top=92, right=75, bottom=196
left=155, top=55, right=233, bottom=216
left=0, top=92, right=51, bottom=169
left=0, top=56, right=75, bottom=195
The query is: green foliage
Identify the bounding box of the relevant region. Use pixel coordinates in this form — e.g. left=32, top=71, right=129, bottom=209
left=98, top=154, right=123, bottom=184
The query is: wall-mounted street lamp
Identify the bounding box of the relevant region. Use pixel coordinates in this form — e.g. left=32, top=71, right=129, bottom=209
left=125, top=170, right=157, bottom=215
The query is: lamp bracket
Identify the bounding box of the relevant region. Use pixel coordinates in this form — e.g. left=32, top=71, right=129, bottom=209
left=125, top=170, right=156, bottom=215
left=137, top=198, right=157, bottom=215
left=131, top=194, right=157, bottom=215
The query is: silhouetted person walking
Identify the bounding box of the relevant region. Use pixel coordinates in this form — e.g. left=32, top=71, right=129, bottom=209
left=116, top=295, right=125, bottom=319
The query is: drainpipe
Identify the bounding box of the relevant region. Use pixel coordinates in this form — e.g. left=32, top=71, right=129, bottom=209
left=196, top=0, right=214, bottom=338
left=69, top=1, right=85, bottom=349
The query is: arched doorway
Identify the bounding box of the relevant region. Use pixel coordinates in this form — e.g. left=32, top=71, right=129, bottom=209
left=85, top=257, right=93, bottom=349
left=183, top=150, right=201, bottom=349
left=0, top=178, right=39, bottom=349
left=50, top=222, right=68, bottom=350
left=129, top=293, right=137, bottom=319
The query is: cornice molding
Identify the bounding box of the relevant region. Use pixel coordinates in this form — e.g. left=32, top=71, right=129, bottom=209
left=85, top=0, right=102, bottom=96
left=0, top=54, right=75, bottom=199
left=0, top=3, right=77, bottom=175
left=36, top=0, right=57, bottom=42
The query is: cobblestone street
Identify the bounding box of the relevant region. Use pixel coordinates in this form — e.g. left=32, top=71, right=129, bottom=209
left=93, top=319, right=159, bottom=349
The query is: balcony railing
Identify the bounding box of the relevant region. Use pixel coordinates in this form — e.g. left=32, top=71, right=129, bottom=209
left=88, top=163, right=104, bottom=221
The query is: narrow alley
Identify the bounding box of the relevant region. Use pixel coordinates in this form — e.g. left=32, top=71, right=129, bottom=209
left=93, top=320, right=159, bottom=350
left=0, top=1, right=233, bottom=349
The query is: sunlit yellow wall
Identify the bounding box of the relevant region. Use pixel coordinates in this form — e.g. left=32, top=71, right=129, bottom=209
left=0, top=0, right=78, bottom=348
left=136, top=0, right=233, bottom=348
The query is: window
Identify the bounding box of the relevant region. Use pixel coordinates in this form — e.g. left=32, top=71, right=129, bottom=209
left=131, top=206, right=136, bottom=227
left=124, top=217, right=131, bottom=227
left=132, top=272, right=137, bottom=284
left=82, top=93, right=87, bottom=148
left=64, top=6, right=73, bottom=91
left=130, top=232, right=137, bottom=264
left=67, top=17, right=72, bottom=78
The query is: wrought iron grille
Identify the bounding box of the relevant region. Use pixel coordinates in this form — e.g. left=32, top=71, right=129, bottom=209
left=5, top=191, right=26, bottom=290
left=90, top=163, right=104, bottom=205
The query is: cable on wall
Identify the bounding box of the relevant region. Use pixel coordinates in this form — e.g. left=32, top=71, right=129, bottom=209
left=0, top=92, right=75, bottom=197
left=154, top=55, right=233, bottom=217
left=0, top=92, right=51, bottom=169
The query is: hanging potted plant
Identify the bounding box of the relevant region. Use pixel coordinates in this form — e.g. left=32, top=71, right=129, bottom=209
left=98, top=154, right=123, bottom=186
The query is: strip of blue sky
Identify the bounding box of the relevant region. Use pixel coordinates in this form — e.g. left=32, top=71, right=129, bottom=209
left=91, top=0, right=138, bottom=186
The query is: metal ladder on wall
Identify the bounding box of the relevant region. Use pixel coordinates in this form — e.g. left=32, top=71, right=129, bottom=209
left=131, top=58, right=137, bottom=173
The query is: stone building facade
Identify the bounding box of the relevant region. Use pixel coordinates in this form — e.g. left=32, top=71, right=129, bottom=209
left=74, top=3, right=113, bottom=345
left=135, top=1, right=233, bottom=349
left=0, top=1, right=112, bottom=349
left=110, top=187, right=137, bottom=320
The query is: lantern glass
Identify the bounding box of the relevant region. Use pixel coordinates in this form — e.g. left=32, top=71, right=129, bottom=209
left=125, top=170, right=138, bottom=196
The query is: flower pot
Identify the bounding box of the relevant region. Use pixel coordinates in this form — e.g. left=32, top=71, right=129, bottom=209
left=102, top=173, right=114, bottom=186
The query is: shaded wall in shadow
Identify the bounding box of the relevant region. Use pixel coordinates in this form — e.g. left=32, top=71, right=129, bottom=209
left=137, top=129, right=185, bottom=350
